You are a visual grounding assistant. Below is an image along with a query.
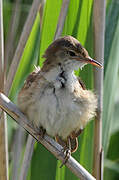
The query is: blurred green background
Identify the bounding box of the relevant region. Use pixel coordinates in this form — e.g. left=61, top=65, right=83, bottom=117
left=3, top=0, right=119, bottom=179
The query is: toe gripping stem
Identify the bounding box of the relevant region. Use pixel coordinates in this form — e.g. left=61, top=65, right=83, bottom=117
left=60, top=137, right=71, bottom=168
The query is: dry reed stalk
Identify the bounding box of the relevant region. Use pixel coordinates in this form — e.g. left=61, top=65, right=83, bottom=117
left=93, top=0, right=106, bottom=179
left=4, top=0, right=21, bottom=71
left=19, top=135, right=35, bottom=180
left=5, top=0, right=42, bottom=95
left=54, top=0, right=70, bottom=40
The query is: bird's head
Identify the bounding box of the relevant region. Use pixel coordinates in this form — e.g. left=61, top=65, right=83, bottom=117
left=42, top=36, right=102, bottom=72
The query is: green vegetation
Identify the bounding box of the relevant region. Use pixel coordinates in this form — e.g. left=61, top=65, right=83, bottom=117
left=2, top=0, right=119, bottom=179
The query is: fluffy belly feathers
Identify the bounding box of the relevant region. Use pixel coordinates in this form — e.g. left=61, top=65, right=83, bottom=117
left=23, top=86, right=97, bottom=140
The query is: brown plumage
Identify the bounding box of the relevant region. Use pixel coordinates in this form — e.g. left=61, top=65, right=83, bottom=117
left=18, top=36, right=102, bottom=153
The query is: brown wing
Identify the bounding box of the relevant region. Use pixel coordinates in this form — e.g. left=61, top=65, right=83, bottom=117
left=21, top=66, right=40, bottom=91
left=17, top=66, right=41, bottom=112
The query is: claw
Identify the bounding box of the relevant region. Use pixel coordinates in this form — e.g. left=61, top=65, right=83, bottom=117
left=60, top=137, right=71, bottom=168
left=60, top=148, right=71, bottom=168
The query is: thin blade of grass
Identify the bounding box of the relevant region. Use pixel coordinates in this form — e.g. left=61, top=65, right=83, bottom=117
left=9, top=13, right=40, bottom=101
left=0, top=1, right=8, bottom=179
left=11, top=127, right=25, bottom=180
left=54, top=0, right=70, bottom=40
left=8, top=13, right=40, bottom=179
left=5, top=0, right=42, bottom=95
left=19, top=135, right=35, bottom=180
left=0, top=0, right=4, bottom=91
left=4, top=0, right=21, bottom=71
left=55, top=161, right=66, bottom=180
left=104, top=0, right=119, bottom=71
left=103, top=19, right=119, bottom=155
left=38, top=0, right=62, bottom=66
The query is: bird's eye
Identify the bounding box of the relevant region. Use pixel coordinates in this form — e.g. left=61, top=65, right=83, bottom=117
left=68, top=51, right=76, bottom=56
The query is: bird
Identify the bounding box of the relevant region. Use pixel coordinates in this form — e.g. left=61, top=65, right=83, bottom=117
left=18, top=35, right=102, bottom=156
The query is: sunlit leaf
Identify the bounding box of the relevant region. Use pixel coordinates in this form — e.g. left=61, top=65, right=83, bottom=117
left=38, top=0, right=62, bottom=66
left=104, top=0, right=119, bottom=71
left=103, top=19, right=119, bottom=155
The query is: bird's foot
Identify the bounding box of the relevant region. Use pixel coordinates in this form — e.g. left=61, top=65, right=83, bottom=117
left=60, top=137, right=71, bottom=168
left=34, top=126, right=46, bottom=139
left=39, top=126, right=46, bottom=138
left=60, top=148, right=71, bottom=168
left=55, top=135, right=72, bottom=168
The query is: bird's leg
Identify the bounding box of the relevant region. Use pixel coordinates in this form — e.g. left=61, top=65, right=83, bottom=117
left=55, top=135, right=66, bottom=148
left=75, top=129, right=84, bottom=137
left=71, top=128, right=83, bottom=138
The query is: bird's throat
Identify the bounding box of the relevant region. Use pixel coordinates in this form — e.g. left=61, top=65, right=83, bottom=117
left=43, top=63, right=77, bottom=91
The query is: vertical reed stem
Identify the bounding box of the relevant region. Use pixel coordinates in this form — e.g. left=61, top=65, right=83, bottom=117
left=93, top=0, right=106, bottom=179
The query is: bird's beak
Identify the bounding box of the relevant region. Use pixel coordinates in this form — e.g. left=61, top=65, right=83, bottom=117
left=74, top=56, right=102, bottom=68
left=85, top=57, right=102, bottom=68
